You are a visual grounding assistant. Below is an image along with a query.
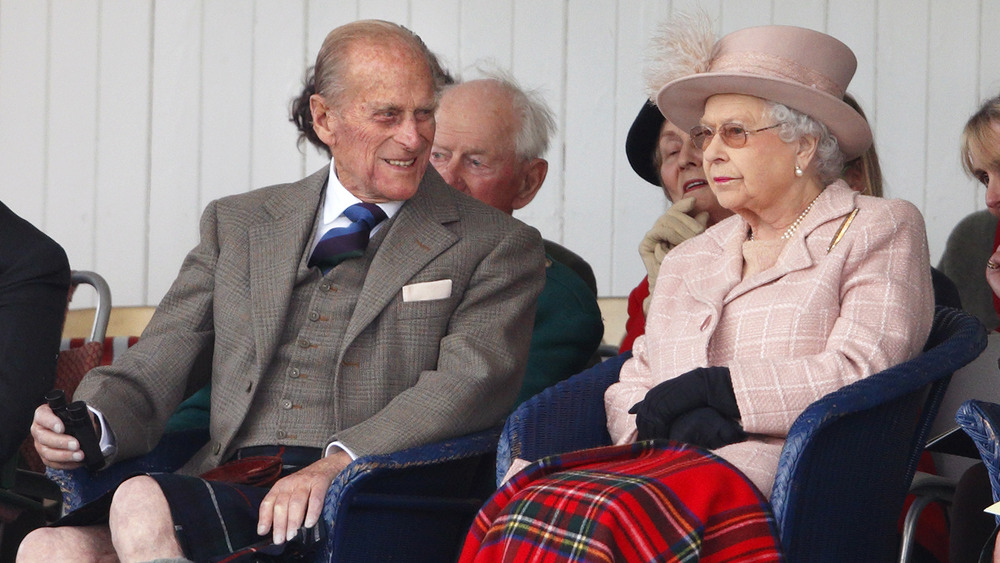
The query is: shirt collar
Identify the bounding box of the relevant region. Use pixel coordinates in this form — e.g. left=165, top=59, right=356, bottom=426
left=320, top=158, right=404, bottom=230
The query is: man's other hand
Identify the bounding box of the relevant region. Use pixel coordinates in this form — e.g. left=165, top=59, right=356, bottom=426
left=256, top=449, right=352, bottom=545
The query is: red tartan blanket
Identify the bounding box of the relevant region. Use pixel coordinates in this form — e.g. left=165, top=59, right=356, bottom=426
left=460, top=441, right=783, bottom=563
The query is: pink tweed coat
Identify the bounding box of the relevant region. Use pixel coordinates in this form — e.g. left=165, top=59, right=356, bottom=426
left=605, top=182, right=934, bottom=495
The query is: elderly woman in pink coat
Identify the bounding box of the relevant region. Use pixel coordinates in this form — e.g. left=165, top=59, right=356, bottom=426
left=461, top=14, right=933, bottom=563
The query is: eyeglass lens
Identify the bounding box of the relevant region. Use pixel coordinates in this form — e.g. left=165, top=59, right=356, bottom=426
left=690, top=124, right=751, bottom=151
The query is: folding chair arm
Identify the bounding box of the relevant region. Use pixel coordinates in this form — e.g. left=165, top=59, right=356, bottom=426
left=496, top=351, right=630, bottom=484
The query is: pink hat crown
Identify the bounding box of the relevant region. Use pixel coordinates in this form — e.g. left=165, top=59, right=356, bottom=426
left=654, top=23, right=873, bottom=160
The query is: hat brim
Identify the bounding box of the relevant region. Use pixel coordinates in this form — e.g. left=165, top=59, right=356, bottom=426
left=657, top=73, right=872, bottom=161
left=625, top=101, right=666, bottom=187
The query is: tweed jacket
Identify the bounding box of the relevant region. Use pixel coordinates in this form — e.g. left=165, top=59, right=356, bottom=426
left=74, top=166, right=546, bottom=474
left=605, top=182, right=934, bottom=494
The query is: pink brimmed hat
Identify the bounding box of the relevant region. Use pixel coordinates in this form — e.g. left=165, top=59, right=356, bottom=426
left=656, top=25, right=872, bottom=160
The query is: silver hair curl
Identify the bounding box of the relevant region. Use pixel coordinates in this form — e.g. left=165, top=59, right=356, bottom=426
left=766, top=102, right=845, bottom=184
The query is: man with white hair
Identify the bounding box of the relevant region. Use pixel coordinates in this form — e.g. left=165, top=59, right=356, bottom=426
left=431, top=73, right=603, bottom=406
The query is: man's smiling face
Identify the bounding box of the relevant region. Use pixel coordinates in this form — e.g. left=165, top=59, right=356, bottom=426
left=320, top=39, right=437, bottom=203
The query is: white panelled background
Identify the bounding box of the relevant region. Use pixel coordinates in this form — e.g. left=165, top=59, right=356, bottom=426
left=1, top=0, right=999, bottom=308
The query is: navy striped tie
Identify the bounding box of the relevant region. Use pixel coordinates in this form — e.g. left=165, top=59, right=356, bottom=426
left=308, top=202, right=388, bottom=274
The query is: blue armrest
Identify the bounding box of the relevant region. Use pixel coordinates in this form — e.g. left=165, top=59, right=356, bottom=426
left=957, top=399, right=1000, bottom=524
left=496, top=351, right=631, bottom=484
left=319, top=426, right=501, bottom=562
left=770, top=306, right=987, bottom=560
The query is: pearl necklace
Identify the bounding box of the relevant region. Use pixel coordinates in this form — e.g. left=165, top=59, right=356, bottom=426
left=748, top=193, right=821, bottom=241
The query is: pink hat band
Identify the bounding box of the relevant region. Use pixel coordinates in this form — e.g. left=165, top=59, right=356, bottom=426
left=711, top=52, right=843, bottom=99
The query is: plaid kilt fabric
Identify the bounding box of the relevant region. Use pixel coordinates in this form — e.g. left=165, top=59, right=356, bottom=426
left=459, top=441, right=783, bottom=563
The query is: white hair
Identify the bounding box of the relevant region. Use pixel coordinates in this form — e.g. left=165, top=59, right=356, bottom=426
left=766, top=102, right=845, bottom=184
left=445, top=64, right=556, bottom=161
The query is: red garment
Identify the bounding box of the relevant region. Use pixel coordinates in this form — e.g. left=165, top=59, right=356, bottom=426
left=993, top=219, right=1000, bottom=325
left=618, top=277, right=649, bottom=354
left=460, top=442, right=784, bottom=563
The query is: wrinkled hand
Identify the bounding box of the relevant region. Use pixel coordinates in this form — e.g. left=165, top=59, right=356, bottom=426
left=30, top=403, right=91, bottom=469
left=987, top=244, right=1000, bottom=299
left=639, top=198, right=710, bottom=289
left=668, top=406, right=746, bottom=450
left=257, top=449, right=352, bottom=545
left=628, top=366, right=739, bottom=442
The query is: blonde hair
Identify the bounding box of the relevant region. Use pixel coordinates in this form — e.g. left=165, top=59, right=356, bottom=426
left=842, top=93, right=884, bottom=197
left=961, top=94, right=1000, bottom=179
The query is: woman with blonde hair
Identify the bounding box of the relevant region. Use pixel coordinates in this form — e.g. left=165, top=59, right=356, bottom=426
left=461, top=14, right=933, bottom=562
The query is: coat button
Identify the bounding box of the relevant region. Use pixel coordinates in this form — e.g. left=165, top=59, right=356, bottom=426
left=213, top=443, right=221, bottom=455
left=308, top=310, right=320, bottom=322
left=297, top=337, right=310, bottom=348
left=281, top=399, right=293, bottom=410
left=288, top=367, right=300, bottom=379
left=320, top=282, right=331, bottom=292
left=700, top=316, right=711, bottom=331
left=276, top=429, right=287, bottom=439
left=245, top=380, right=253, bottom=393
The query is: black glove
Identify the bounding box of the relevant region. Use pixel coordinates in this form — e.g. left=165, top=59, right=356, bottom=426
left=628, top=366, right=740, bottom=442
left=668, top=406, right=747, bottom=449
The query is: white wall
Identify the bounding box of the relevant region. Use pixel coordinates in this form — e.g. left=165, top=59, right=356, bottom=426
left=1, top=0, right=998, bottom=306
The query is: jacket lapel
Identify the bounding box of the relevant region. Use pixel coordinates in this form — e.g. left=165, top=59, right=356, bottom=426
left=341, top=172, right=460, bottom=349
left=248, top=168, right=327, bottom=371
left=724, top=182, right=858, bottom=303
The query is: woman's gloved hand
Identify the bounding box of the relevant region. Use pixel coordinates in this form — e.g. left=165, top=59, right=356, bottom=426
left=668, top=406, right=746, bottom=449
left=628, top=366, right=739, bottom=441
left=639, top=198, right=709, bottom=315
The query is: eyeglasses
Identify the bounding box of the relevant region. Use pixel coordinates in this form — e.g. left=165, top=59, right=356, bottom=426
left=689, top=122, right=783, bottom=150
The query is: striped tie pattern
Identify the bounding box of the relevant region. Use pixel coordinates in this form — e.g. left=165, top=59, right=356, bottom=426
left=308, top=202, right=388, bottom=274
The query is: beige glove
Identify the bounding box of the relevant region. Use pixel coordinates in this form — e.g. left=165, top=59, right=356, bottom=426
left=639, top=197, right=710, bottom=313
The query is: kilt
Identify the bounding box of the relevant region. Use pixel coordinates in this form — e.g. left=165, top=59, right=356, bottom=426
left=54, top=445, right=322, bottom=562
left=459, top=441, right=783, bottom=563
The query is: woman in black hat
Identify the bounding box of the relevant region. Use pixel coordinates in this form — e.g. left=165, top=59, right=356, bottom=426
left=619, top=101, right=732, bottom=352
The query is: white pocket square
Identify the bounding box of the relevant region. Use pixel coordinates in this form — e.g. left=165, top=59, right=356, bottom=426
left=402, top=279, right=452, bottom=302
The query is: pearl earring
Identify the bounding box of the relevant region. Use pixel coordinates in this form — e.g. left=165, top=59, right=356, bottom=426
left=794, top=164, right=803, bottom=177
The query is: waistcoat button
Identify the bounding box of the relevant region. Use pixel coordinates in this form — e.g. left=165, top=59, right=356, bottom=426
left=297, top=337, right=310, bottom=348
left=289, top=367, right=300, bottom=379
left=276, top=429, right=287, bottom=439
left=281, top=399, right=293, bottom=410
left=700, top=316, right=711, bottom=331
left=308, top=311, right=320, bottom=322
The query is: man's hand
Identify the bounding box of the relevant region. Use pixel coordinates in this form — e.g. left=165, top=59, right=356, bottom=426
left=257, top=449, right=352, bottom=545
left=639, top=197, right=710, bottom=290
left=30, top=403, right=90, bottom=469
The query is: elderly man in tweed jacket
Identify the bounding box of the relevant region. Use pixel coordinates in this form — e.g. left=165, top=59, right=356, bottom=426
left=22, top=20, right=544, bottom=562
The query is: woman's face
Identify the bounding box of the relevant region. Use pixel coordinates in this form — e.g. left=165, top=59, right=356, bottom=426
left=970, top=125, right=1000, bottom=218
left=655, top=120, right=730, bottom=225
left=699, top=93, right=800, bottom=219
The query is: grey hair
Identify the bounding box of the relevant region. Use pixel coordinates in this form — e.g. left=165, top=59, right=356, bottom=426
left=313, top=20, right=444, bottom=107
left=469, top=68, right=556, bottom=161
left=766, top=102, right=845, bottom=184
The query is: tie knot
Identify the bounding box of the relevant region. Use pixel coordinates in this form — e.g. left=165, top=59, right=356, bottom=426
left=344, top=202, right=388, bottom=230
left=308, top=203, right=389, bottom=274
